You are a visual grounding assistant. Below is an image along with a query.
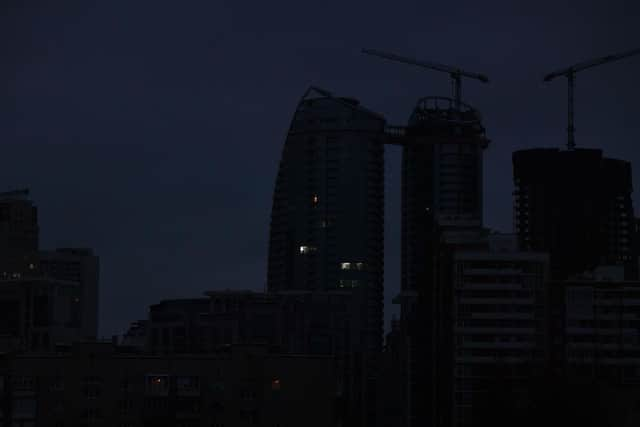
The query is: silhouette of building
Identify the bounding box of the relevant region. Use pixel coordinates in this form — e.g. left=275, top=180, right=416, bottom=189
left=450, top=234, right=548, bottom=427
left=0, top=189, right=39, bottom=277
left=200, top=291, right=279, bottom=352
left=0, top=190, right=100, bottom=351
left=266, top=87, right=386, bottom=426
left=0, top=277, right=82, bottom=352
left=136, top=288, right=361, bottom=424
left=39, top=248, right=100, bottom=340
left=390, top=97, right=490, bottom=427
left=400, top=98, right=489, bottom=297
left=0, top=342, right=338, bottom=427
left=377, top=316, right=404, bottom=427
left=146, top=297, right=211, bottom=354
left=550, top=275, right=640, bottom=384
left=513, top=148, right=635, bottom=280
left=121, top=320, right=148, bottom=350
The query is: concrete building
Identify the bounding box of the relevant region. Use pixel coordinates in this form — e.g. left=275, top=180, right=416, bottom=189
left=0, top=189, right=39, bottom=277
left=39, top=248, right=100, bottom=340
left=388, top=97, right=490, bottom=427
left=550, top=277, right=640, bottom=384
left=266, top=87, right=386, bottom=426
left=147, top=298, right=211, bottom=354
left=400, top=97, right=489, bottom=298
left=138, top=289, right=362, bottom=424
left=513, top=148, right=635, bottom=280
left=121, top=320, right=148, bottom=351
left=0, top=278, right=82, bottom=353
left=450, top=235, right=548, bottom=426
left=0, top=342, right=338, bottom=427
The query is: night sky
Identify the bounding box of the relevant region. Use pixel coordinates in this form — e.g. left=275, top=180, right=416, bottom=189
left=3, top=1, right=640, bottom=337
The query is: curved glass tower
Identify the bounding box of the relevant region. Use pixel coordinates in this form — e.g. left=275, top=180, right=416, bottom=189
left=267, top=86, right=385, bottom=317
left=267, top=87, right=386, bottom=425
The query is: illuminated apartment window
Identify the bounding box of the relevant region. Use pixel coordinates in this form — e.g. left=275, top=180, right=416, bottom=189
left=340, top=262, right=351, bottom=270
left=341, top=262, right=365, bottom=270
left=145, top=375, right=169, bottom=396
left=299, top=246, right=317, bottom=254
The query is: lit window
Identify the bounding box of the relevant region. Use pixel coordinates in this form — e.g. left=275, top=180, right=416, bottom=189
left=312, top=194, right=319, bottom=205
left=341, top=262, right=365, bottom=270
left=145, top=375, right=169, bottom=396
left=271, top=379, right=281, bottom=391
left=299, top=246, right=316, bottom=254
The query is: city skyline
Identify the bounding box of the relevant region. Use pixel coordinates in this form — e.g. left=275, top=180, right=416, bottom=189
left=3, top=1, right=640, bottom=340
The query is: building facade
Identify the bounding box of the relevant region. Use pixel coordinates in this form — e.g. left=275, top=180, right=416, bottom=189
left=513, top=148, right=635, bottom=280
left=266, top=87, right=386, bottom=426
left=450, top=236, right=548, bottom=426
left=401, top=97, right=489, bottom=296
left=391, top=97, right=490, bottom=427
left=39, top=249, right=100, bottom=340
left=0, top=278, right=82, bottom=353
left=550, top=277, right=640, bottom=384
left=0, top=342, right=337, bottom=427
left=0, top=189, right=39, bottom=277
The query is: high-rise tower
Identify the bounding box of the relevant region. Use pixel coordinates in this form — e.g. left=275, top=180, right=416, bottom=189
left=513, top=148, right=635, bottom=280
left=267, top=87, right=386, bottom=425
left=0, top=189, right=39, bottom=276
left=268, top=87, right=385, bottom=301
left=394, top=97, right=490, bottom=427
left=401, top=97, right=489, bottom=295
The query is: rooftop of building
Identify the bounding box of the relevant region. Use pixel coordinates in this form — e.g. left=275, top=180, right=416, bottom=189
left=0, top=188, right=31, bottom=201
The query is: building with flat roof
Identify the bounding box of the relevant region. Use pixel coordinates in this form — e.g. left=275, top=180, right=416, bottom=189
left=0, top=189, right=39, bottom=277
left=0, top=342, right=338, bottom=427
left=450, top=235, right=548, bottom=427
left=0, top=277, right=82, bottom=353
left=549, top=278, right=640, bottom=384
left=513, top=148, right=635, bottom=280
left=39, top=248, right=99, bottom=340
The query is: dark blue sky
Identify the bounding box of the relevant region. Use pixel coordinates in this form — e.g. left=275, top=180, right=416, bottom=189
left=3, top=0, right=640, bottom=337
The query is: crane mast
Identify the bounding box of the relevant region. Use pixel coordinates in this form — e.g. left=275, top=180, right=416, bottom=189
left=543, top=47, right=640, bottom=150
left=361, top=48, right=489, bottom=110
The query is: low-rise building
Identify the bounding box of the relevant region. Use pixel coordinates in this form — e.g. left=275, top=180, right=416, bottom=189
left=0, top=342, right=338, bottom=427
left=550, top=277, right=640, bottom=385
left=0, top=278, right=82, bottom=353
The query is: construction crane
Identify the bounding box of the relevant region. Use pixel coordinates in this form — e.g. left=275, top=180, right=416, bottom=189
left=543, top=47, right=640, bottom=150
left=361, top=48, right=490, bottom=110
